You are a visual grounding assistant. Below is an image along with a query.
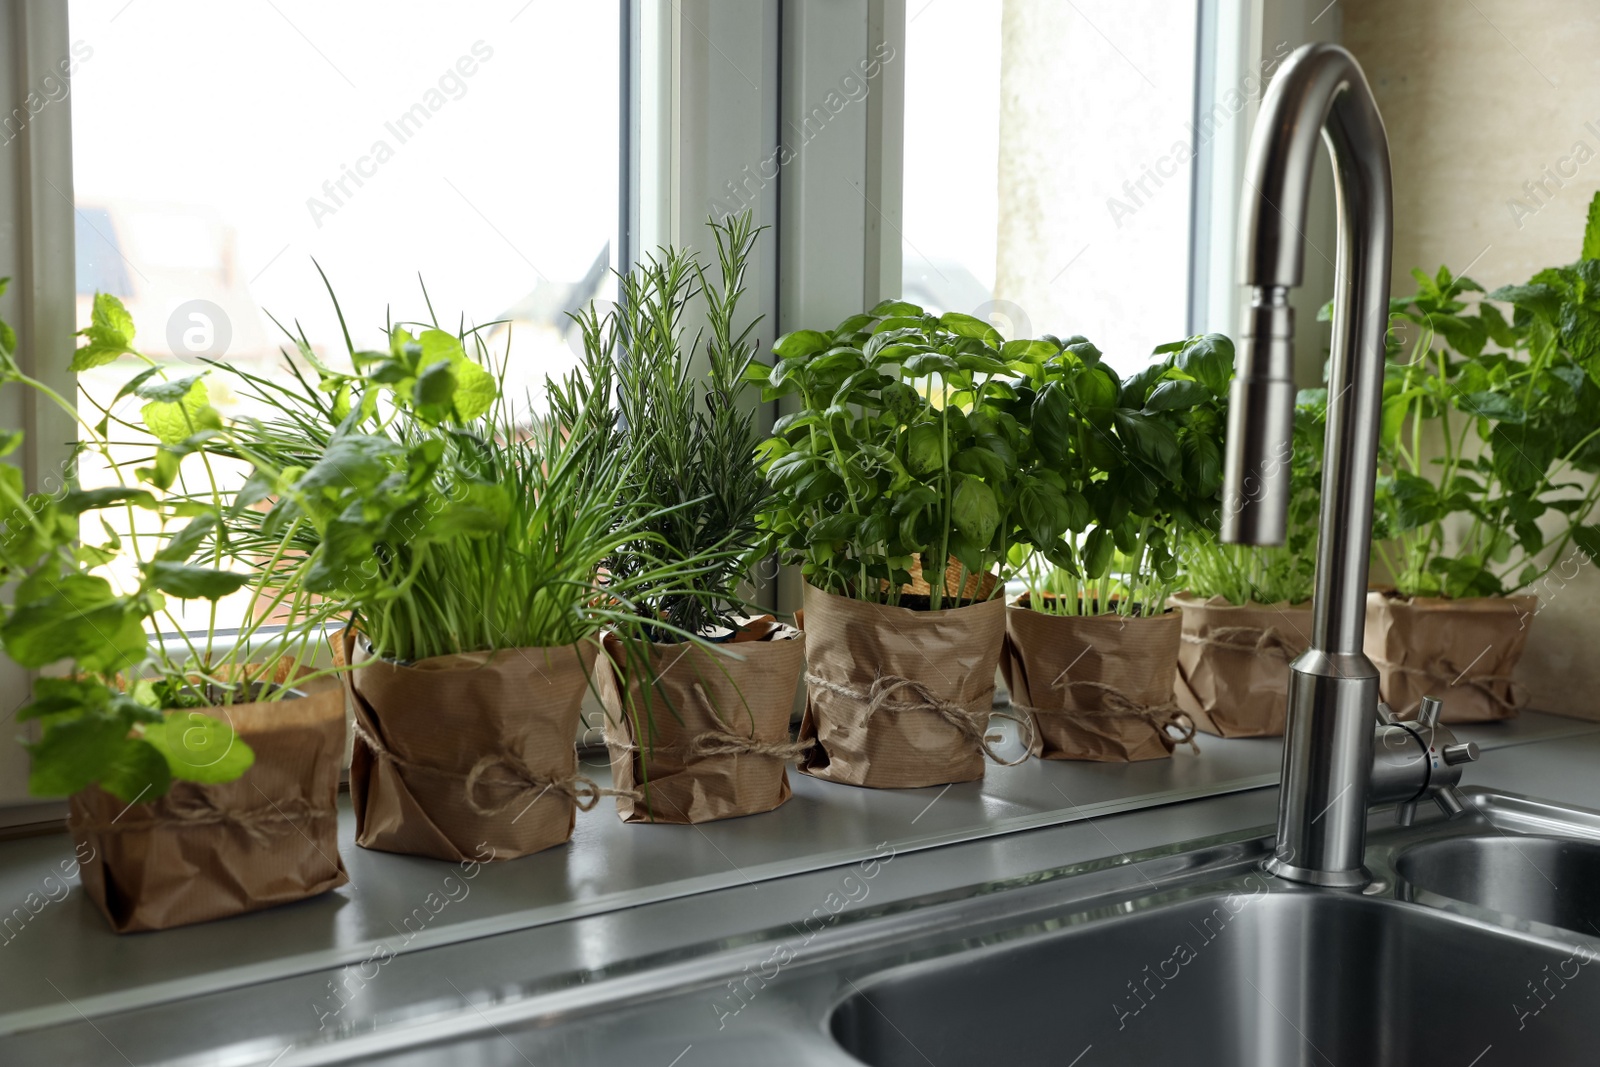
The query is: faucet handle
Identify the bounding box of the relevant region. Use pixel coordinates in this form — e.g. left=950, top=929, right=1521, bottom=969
left=1434, top=785, right=1469, bottom=819
left=1376, top=701, right=1399, bottom=725
left=1395, top=799, right=1418, bottom=827
left=1417, top=695, right=1443, bottom=728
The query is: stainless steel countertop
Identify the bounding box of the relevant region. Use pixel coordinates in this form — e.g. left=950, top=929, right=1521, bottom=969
left=1, top=710, right=1596, bottom=1064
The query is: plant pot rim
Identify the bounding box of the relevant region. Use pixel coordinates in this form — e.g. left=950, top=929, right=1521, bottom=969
left=1368, top=588, right=1537, bottom=608
left=803, top=581, right=1001, bottom=617
left=1169, top=591, right=1313, bottom=610
left=352, top=631, right=599, bottom=670
left=1015, top=590, right=1175, bottom=619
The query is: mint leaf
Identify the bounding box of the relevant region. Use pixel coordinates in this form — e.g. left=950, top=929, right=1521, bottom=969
left=0, top=573, right=144, bottom=669
left=71, top=293, right=140, bottom=369
left=140, top=378, right=221, bottom=444
left=27, top=716, right=132, bottom=796
left=145, top=561, right=251, bottom=600
left=99, top=739, right=171, bottom=803
left=153, top=513, right=218, bottom=563
left=143, top=710, right=254, bottom=785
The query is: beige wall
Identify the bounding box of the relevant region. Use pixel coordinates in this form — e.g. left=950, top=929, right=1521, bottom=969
left=1345, top=0, right=1600, bottom=719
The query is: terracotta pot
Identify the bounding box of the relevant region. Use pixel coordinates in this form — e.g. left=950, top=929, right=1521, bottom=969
left=69, top=678, right=348, bottom=932
left=346, top=632, right=598, bottom=861
left=1364, top=590, right=1536, bottom=723
left=1002, top=597, right=1194, bottom=761
left=797, top=583, right=1020, bottom=788
left=595, top=619, right=807, bottom=824
left=1170, top=592, right=1313, bottom=737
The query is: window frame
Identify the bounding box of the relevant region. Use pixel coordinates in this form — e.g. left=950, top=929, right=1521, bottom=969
left=0, top=0, right=1333, bottom=820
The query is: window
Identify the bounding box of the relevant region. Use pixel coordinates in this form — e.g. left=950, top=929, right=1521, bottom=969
left=901, top=0, right=1200, bottom=372
left=66, top=0, right=622, bottom=630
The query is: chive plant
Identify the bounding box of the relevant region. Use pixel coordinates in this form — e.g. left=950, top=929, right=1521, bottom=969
left=1179, top=379, right=1324, bottom=607
left=210, top=274, right=704, bottom=662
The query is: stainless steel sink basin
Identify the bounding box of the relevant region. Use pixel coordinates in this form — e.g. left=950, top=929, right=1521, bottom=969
left=1398, top=834, right=1600, bottom=937
left=830, top=887, right=1596, bottom=1067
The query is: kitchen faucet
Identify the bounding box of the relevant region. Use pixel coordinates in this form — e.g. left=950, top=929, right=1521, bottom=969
left=1220, top=43, right=1480, bottom=888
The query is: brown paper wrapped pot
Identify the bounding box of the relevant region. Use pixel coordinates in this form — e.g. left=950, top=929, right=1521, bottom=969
left=797, top=583, right=1012, bottom=789
left=1171, top=592, right=1313, bottom=737
left=347, top=633, right=598, bottom=861
left=1002, top=599, right=1193, bottom=761
left=595, top=620, right=806, bottom=824
left=68, top=678, right=348, bottom=933
left=1364, top=590, right=1536, bottom=723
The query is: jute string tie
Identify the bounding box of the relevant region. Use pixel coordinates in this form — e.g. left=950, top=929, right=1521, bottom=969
left=353, top=720, right=615, bottom=815
left=604, top=682, right=813, bottom=763
left=805, top=672, right=1033, bottom=766
left=1182, top=625, right=1306, bottom=661
left=72, top=794, right=334, bottom=847
left=1368, top=657, right=1525, bottom=716
left=1012, top=668, right=1200, bottom=754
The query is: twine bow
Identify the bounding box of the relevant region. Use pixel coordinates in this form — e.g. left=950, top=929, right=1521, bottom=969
left=72, top=794, right=334, bottom=847
left=806, top=672, right=1033, bottom=766
left=1369, top=657, right=1526, bottom=716
left=1012, top=668, right=1200, bottom=755
left=353, top=720, right=609, bottom=815
left=1182, top=625, right=1306, bottom=661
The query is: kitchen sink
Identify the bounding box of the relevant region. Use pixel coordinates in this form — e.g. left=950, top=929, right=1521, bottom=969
left=831, top=888, right=1593, bottom=1067
left=1397, top=835, right=1600, bottom=938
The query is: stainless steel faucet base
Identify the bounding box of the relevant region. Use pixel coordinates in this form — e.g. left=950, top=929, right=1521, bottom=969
left=1262, top=853, right=1369, bottom=888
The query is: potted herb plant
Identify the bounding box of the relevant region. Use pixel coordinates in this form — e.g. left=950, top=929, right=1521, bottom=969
left=1367, top=201, right=1600, bottom=722
left=1001, top=334, right=1223, bottom=761
left=215, top=279, right=666, bottom=862
left=1170, top=381, right=1324, bottom=737
left=758, top=299, right=1030, bottom=789
left=589, top=214, right=808, bottom=824
left=2, top=290, right=348, bottom=931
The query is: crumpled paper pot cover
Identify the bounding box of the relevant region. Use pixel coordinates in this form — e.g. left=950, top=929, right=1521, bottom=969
left=596, top=618, right=807, bottom=824
left=346, top=630, right=599, bottom=862
left=70, top=670, right=348, bottom=933
left=1002, top=598, right=1195, bottom=762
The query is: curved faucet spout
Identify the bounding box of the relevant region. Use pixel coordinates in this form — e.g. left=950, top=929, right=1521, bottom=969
left=1220, top=43, right=1395, bottom=887
left=1222, top=41, right=1393, bottom=657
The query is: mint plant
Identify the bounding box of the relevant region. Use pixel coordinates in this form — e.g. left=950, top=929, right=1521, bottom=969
left=1372, top=196, right=1600, bottom=597
left=2, top=289, right=343, bottom=802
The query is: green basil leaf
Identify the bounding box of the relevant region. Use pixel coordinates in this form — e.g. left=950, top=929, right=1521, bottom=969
left=772, top=329, right=832, bottom=360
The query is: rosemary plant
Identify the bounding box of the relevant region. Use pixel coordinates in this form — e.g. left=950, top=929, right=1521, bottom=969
left=604, top=213, right=771, bottom=637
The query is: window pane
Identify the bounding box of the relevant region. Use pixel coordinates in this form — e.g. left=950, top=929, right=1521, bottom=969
left=67, top=0, right=620, bottom=630
left=902, top=0, right=1199, bottom=372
